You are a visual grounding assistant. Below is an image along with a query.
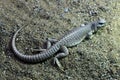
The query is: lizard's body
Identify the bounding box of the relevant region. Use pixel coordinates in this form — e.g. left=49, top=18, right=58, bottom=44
left=12, top=18, right=106, bottom=67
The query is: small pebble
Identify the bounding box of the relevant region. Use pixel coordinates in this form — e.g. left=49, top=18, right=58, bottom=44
left=89, top=10, right=98, bottom=16
left=64, top=7, right=69, bottom=13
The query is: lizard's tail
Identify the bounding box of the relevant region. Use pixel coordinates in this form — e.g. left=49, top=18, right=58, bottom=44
left=12, top=27, right=60, bottom=63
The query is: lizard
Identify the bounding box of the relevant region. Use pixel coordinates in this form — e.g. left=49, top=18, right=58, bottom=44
left=11, top=18, right=106, bottom=68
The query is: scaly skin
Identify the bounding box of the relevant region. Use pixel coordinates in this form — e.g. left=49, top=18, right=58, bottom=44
left=12, top=18, right=106, bottom=63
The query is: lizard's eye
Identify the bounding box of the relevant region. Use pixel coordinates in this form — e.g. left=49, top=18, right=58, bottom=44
left=99, top=22, right=104, bottom=25
left=98, top=22, right=104, bottom=26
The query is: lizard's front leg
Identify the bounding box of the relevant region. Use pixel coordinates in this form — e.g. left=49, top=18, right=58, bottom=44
left=85, top=31, right=94, bottom=39
left=53, top=46, right=69, bottom=70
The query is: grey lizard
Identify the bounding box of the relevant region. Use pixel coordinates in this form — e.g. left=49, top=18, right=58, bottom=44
left=11, top=18, right=106, bottom=68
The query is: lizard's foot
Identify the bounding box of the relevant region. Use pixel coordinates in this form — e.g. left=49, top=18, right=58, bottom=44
left=53, top=46, right=69, bottom=71
left=54, top=57, right=63, bottom=70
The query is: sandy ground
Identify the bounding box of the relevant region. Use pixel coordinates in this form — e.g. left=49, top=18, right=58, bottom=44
left=0, top=0, right=120, bottom=80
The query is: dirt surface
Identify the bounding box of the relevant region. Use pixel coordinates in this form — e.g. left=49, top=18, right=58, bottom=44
left=0, top=0, right=120, bottom=80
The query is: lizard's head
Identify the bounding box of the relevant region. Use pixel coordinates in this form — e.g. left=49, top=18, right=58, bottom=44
left=92, top=18, right=106, bottom=31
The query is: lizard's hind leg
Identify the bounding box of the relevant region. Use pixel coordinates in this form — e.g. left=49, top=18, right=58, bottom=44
left=53, top=46, right=69, bottom=70
left=31, top=38, right=58, bottom=52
